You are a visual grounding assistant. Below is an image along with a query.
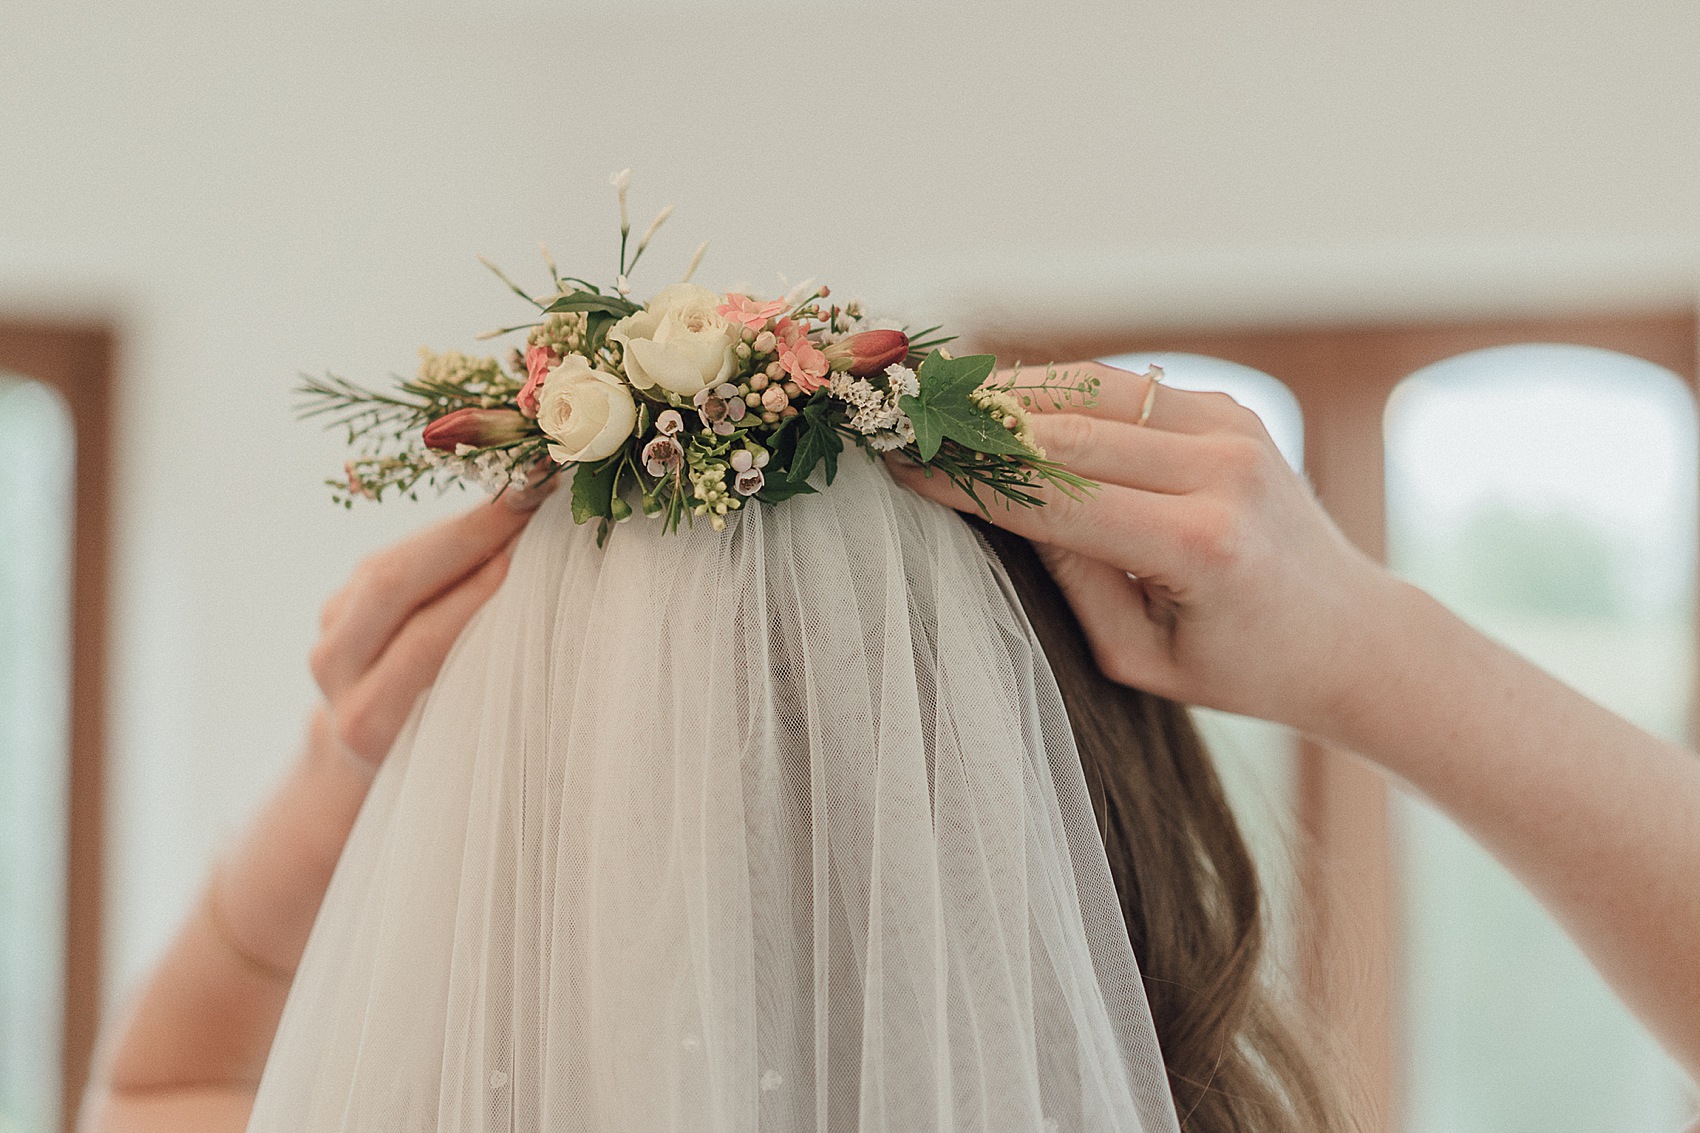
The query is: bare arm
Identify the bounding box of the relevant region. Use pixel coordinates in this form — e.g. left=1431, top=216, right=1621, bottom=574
left=82, top=491, right=547, bottom=1133
left=889, top=362, right=1700, bottom=1085
left=1332, top=579, right=1700, bottom=1083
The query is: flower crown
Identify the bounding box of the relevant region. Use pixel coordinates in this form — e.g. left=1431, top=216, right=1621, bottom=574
left=299, top=172, right=1098, bottom=542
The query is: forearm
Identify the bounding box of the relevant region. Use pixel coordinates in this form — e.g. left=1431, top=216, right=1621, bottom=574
left=81, top=500, right=528, bottom=1132
left=1326, top=578, right=1700, bottom=1081
left=90, top=710, right=373, bottom=1116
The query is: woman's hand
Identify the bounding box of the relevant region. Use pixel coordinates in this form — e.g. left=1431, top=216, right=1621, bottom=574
left=308, top=480, right=551, bottom=768
left=897, top=361, right=1700, bottom=1085
left=887, top=361, right=1399, bottom=739
left=87, top=481, right=555, bottom=1133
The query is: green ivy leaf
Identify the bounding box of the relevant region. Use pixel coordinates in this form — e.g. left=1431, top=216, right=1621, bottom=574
left=571, top=456, right=621, bottom=525
left=787, top=401, right=845, bottom=487
left=898, top=352, right=1029, bottom=461
left=921, top=350, right=995, bottom=400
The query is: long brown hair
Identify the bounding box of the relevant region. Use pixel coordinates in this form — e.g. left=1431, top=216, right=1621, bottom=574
left=971, top=518, right=1356, bottom=1133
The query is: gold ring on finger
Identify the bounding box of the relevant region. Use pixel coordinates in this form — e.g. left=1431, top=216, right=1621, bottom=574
left=1136, top=365, right=1164, bottom=427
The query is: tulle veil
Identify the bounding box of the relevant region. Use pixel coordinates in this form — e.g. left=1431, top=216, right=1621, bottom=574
left=246, top=452, right=1181, bottom=1133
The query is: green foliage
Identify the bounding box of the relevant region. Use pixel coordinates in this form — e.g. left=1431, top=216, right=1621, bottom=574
left=571, top=455, right=621, bottom=524
left=751, top=414, right=814, bottom=503
left=789, top=399, right=845, bottom=484
left=542, top=291, right=641, bottom=318
left=901, top=324, right=957, bottom=369
left=301, top=196, right=1104, bottom=536
left=538, top=290, right=641, bottom=357
left=754, top=398, right=845, bottom=502
left=900, top=352, right=1029, bottom=462
left=910, top=441, right=1096, bottom=515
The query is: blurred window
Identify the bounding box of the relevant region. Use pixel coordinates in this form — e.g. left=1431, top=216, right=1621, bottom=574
left=0, top=375, right=75, bottom=1133
left=1385, top=345, right=1698, bottom=1133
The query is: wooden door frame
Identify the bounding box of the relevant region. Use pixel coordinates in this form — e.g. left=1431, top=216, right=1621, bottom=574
left=977, top=308, right=1699, bottom=1132
left=0, top=318, right=115, bottom=1133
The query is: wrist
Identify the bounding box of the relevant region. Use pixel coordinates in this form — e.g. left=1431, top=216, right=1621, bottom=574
left=209, top=709, right=376, bottom=977
left=1298, top=569, right=1446, bottom=757
left=296, top=705, right=379, bottom=864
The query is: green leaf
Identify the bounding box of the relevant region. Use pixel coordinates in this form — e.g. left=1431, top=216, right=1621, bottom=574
left=899, top=392, right=944, bottom=461
left=756, top=476, right=818, bottom=504
left=934, top=405, right=1033, bottom=456
left=921, top=351, right=996, bottom=400
left=762, top=411, right=804, bottom=464
left=787, top=403, right=844, bottom=486
left=584, top=311, right=615, bottom=355
left=543, top=291, right=641, bottom=318
left=571, top=456, right=621, bottom=525
left=899, top=352, right=1028, bottom=461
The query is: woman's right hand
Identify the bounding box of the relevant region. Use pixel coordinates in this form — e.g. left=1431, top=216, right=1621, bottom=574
left=887, top=361, right=1405, bottom=741
left=87, top=481, right=559, bottom=1133
left=235, top=481, right=560, bottom=972
left=307, top=481, right=553, bottom=768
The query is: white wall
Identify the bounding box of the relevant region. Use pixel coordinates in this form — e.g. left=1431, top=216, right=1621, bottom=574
left=3, top=0, right=1698, bottom=1004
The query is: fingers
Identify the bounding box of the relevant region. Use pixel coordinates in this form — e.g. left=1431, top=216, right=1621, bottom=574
left=1026, top=360, right=1261, bottom=436
left=1027, top=412, right=1227, bottom=494
left=1034, top=544, right=1180, bottom=695
left=885, top=454, right=1203, bottom=582
left=329, top=547, right=512, bottom=763
left=311, top=500, right=532, bottom=700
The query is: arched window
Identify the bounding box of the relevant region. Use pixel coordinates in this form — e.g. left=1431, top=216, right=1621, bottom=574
left=1385, top=345, right=1697, bottom=1133
left=0, top=375, right=76, bottom=1133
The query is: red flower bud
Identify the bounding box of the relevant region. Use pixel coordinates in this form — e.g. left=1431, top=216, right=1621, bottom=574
left=822, top=329, right=909, bottom=377
left=422, top=407, right=531, bottom=451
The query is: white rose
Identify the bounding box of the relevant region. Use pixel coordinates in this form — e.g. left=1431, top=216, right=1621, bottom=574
left=537, top=354, right=638, bottom=464
left=610, top=283, right=739, bottom=397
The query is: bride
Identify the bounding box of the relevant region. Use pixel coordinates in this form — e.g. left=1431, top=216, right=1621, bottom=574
left=84, top=364, right=1700, bottom=1132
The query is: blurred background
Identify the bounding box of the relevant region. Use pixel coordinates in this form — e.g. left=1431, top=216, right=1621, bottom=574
left=4, top=2, right=1700, bottom=1131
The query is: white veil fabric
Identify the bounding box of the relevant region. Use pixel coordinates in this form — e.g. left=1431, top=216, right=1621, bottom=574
left=246, top=453, right=1181, bottom=1133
